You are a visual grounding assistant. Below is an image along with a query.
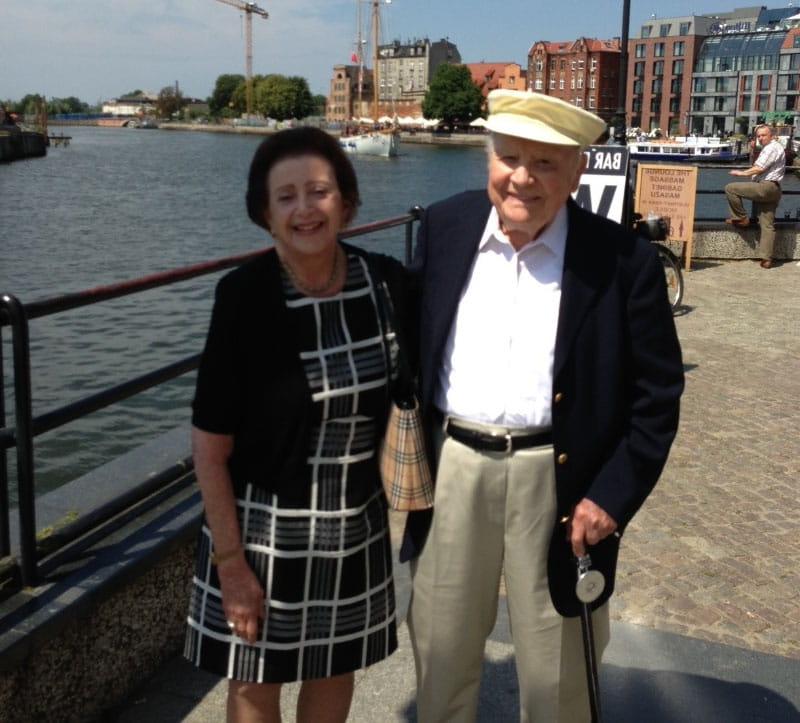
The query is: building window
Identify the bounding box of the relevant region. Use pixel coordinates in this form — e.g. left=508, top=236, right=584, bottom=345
left=741, top=75, right=753, bottom=91
left=571, top=60, right=576, bottom=70
left=634, top=61, right=645, bottom=76
left=589, top=95, right=595, bottom=108
left=659, top=24, right=671, bottom=37
left=571, top=77, right=575, bottom=89
left=679, top=21, right=691, bottom=35
left=641, top=25, right=652, bottom=38
left=693, top=77, right=706, bottom=93
left=670, top=98, right=680, bottom=113
left=535, top=60, right=543, bottom=71
left=560, top=78, right=565, bottom=89
left=671, top=77, right=682, bottom=94
left=578, top=59, right=584, bottom=70
left=632, top=98, right=642, bottom=113
left=653, top=61, right=664, bottom=76
left=672, top=59, right=684, bottom=76
left=650, top=97, right=661, bottom=113
left=741, top=95, right=751, bottom=111
left=590, top=76, right=596, bottom=89
left=550, top=77, right=556, bottom=89
left=633, top=79, right=644, bottom=94
left=757, top=94, right=769, bottom=111
left=758, top=74, right=770, bottom=91
left=654, top=43, right=665, bottom=58
left=591, top=58, right=597, bottom=71
left=551, top=59, right=557, bottom=70
left=577, top=76, right=583, bottom=89
left=535, top=78, right=543, bottom=90
left=673, top=41, right=685, bottom=57
left=635, top=44, right=646, bottom=58
left=575, top=97, right=583, bottom=107
left=652, top=78, right=663, bottom=94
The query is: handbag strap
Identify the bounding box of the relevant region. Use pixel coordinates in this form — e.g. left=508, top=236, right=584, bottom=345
left=367, top=256, right=412, bottom=403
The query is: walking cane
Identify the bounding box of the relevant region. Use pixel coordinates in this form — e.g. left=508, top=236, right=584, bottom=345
left=575, top=553, right=605, bottom=723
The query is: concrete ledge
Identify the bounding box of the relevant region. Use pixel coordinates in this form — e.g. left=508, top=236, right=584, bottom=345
left=0, top=430, right=202, bottom=722
left=691, top=223, right=800, bottom=260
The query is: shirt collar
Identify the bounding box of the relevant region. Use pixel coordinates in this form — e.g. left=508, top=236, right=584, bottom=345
left=479, top=205, right=569, bottom=262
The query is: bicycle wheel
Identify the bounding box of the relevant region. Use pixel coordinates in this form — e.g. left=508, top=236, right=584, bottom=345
left=656, top=244, right=684, bottom=311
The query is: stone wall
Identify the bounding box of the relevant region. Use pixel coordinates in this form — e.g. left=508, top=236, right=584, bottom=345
left=0, top=544, right=194, bottom=723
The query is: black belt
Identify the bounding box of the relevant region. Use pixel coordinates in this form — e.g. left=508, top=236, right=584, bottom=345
left=443, top=417, right=553, bottom=453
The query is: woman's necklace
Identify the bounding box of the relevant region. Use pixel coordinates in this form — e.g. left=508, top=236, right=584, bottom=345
left=280, top=246, right=342, bottom=296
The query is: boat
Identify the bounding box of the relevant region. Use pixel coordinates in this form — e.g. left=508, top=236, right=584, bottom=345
left=627, top=136, right=747, bottom=163
left=339, top=0, right=399, bottom=158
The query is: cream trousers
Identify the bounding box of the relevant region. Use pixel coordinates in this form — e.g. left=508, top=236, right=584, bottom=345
left=407, top=428, right=609, bottom=723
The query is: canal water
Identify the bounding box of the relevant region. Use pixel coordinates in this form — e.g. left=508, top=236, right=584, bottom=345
left=1, top=126, right=798, bottom=500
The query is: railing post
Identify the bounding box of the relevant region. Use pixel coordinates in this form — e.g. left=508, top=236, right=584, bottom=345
left=0, top=324, right=9, bottom=557
left=406, top=206, right=423, bottom=266
left=1, top=295, right=37, bottom=586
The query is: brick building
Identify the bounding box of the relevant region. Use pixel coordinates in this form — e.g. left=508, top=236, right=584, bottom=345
left=527, top=37, right=621, bottom=121
left=327, top=65, right=374, bottom=123
left=466, top=62, right=527, bottom=99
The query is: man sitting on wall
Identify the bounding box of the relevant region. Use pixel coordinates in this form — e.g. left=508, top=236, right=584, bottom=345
left=725, top=124, right=785, bottom=269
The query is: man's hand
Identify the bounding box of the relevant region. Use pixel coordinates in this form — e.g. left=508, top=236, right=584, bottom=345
left=566, top=498, right=618, bottom=557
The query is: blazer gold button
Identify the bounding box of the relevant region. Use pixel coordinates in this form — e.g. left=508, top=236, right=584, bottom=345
left=557, top=452, right=568, bottom=465
left=554, top=392, right=564, bottom=403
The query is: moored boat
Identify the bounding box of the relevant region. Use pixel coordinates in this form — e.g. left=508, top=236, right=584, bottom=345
left=340, top=0, right=400, bottom=158
left=628, top=136, right=747, bottom=163
left=339, top=129, right=398, bottom=157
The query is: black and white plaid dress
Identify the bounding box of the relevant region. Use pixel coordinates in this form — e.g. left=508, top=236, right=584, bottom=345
left=185, top=253, right=397, bottom=683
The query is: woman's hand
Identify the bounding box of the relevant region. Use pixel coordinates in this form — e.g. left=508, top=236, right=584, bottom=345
left=217, top=554, right=266, bottom=644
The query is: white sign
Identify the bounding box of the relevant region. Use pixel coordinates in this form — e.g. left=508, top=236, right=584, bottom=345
left=572, top=146, right=630, bottom=224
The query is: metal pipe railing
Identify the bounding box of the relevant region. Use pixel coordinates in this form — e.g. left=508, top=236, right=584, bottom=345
left=0, top=209, right=422, bottom=589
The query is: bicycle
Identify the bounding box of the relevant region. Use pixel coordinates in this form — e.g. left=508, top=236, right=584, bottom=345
left=632, top=213, right=684, bottom=312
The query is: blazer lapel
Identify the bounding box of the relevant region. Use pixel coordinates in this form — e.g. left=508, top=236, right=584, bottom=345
left=553, top=201, right=607, bottom=379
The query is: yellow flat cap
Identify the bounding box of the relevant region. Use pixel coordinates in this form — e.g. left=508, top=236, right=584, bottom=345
left=486, top=89, right=607, bottom=148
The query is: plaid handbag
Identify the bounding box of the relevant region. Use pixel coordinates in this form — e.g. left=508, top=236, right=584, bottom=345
left=370, top=263, right=434, bottom=511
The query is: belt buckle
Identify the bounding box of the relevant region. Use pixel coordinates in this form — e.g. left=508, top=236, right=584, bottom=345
left=504, top=431, right=513, bottom=453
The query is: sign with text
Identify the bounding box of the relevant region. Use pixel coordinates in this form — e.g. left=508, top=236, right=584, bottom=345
left=634, top=163, right=698, bottom=268
left=572, top=146, right=630, bottom=224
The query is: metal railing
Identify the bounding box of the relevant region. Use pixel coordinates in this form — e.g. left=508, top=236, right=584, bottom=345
left=0, top=208, right=422, bottom=589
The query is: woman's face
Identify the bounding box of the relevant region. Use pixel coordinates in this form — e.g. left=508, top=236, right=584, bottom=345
left=264, top=154, right=350, bottom=258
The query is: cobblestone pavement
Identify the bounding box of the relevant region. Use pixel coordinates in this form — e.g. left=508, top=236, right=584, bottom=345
left=613, top=258, right=800, bottom=659
left=391, top=258, right=800, bottom=661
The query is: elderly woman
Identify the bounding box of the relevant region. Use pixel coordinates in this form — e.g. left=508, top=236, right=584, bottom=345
left=184, top=127, right=409, bottom=722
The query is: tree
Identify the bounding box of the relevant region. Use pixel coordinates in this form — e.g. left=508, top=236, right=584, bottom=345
left=209, top=74, right=245, bottom=116
left=156, top=86, right=184, bottom=119
left=312, top=94, right=327, bottom=117
left=422, top=64, right=483, bottom=128
left=253, top=75, right=314, bottom=120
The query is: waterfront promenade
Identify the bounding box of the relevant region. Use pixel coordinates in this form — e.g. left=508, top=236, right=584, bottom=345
left=113, top=258, right=800, bottom=722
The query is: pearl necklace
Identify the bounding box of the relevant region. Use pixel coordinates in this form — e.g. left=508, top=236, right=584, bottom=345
left=280, top=246, right=342, bottom=296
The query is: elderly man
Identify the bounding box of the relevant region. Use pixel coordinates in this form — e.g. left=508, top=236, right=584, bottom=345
left=725, top=124, right=785, bottom=269
left=401, top=90, right=684, bottom=722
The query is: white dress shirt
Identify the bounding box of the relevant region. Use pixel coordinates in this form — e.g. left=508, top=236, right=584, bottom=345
left=434, top=205, right=567, bottom=429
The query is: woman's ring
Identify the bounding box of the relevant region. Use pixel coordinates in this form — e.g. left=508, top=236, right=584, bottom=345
left=227, top=621, right=236, bottom=629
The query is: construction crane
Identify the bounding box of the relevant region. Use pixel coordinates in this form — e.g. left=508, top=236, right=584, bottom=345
left=214, top=0, right=269, bottom=118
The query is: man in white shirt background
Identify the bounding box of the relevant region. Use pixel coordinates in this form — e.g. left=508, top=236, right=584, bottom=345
left=400, top=90, right=684, bottom=722
left=725, top=123, right=786, bottom=269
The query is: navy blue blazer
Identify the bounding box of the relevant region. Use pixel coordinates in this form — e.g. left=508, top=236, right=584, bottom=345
left=401, top=190, right=684, bottom=617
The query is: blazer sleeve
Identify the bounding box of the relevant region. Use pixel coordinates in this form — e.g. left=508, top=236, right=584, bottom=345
left=584, top=241, right=684, bottom=528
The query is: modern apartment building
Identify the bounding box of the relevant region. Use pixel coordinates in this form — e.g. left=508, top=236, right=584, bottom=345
left=326, top=37, right=460, bottom=121
left=376, top=37, right=461, bottom=117
left=629, top=5, right=800, bottom=135
left=527, top=38, right=621, bottom=122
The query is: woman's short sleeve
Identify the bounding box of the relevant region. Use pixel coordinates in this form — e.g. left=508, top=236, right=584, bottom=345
left=191, top=278, right=242, bottom=434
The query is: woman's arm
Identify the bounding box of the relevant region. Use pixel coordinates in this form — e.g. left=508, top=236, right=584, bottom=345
left=192, top=426, right=265, bottom=644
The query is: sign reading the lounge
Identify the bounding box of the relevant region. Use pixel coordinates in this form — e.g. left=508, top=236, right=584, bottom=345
left=634, top=163, right=698, bottom=269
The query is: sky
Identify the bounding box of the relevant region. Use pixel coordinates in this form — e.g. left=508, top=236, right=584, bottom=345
left=0, top=1, right=777, bottom=103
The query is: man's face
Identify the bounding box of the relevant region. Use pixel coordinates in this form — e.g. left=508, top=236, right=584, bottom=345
left=756, top=127, right=772, bottom=146
left=487, top=133, right=587, bottom=243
